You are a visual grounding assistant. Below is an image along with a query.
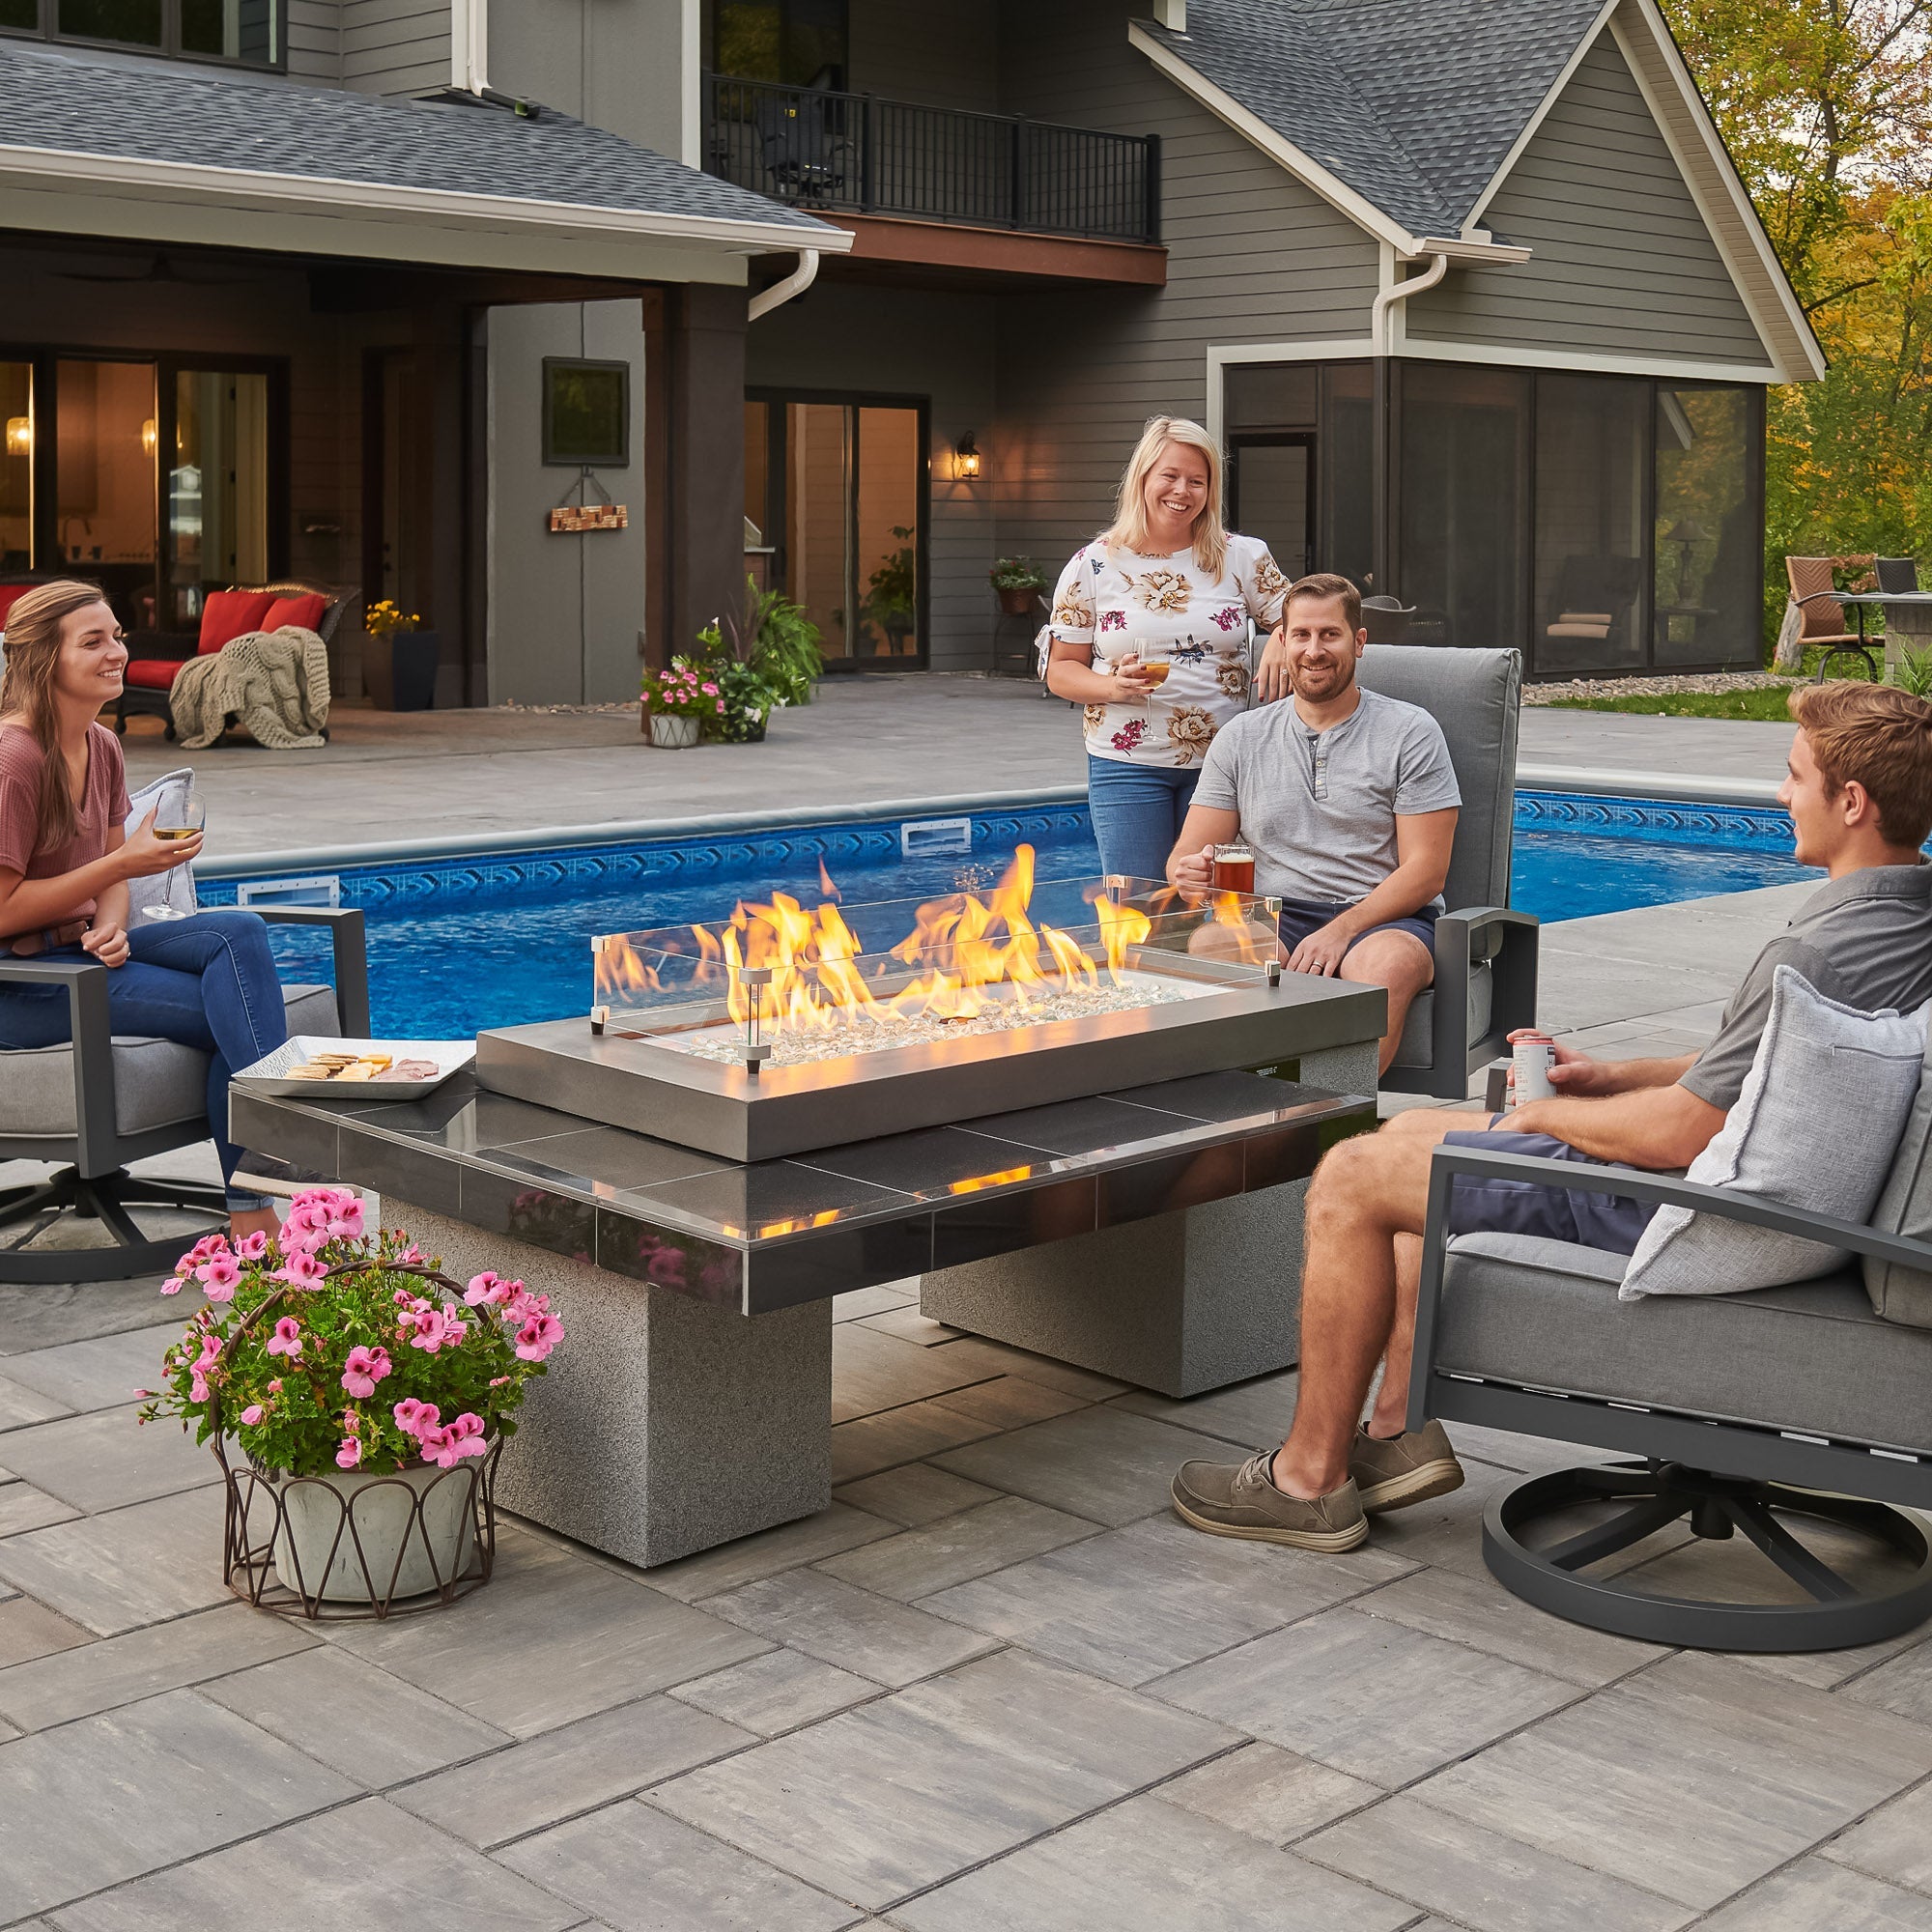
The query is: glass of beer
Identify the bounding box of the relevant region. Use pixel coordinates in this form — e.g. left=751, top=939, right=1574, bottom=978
left=1212, top=842, right=1256, bottom=894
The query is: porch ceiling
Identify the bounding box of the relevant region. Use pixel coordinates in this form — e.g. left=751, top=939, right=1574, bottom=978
left=0, top=41, right=848, bottom=284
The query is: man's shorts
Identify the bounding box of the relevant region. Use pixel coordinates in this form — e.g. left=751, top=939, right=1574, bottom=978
left=1275, top=895, right=1437, bottom=959
left=1440, top=1124, right=1660, bottom=1256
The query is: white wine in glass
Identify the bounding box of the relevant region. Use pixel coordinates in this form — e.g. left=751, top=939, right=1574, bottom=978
left=155, top=790, right=205, bottom=845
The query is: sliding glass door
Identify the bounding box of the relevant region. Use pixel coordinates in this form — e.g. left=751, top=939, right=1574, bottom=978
left=746, top=390, right=926, bottom=667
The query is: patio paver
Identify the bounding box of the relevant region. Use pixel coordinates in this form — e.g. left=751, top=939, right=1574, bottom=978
left=1154, top=1739, right=1381, bottom=1844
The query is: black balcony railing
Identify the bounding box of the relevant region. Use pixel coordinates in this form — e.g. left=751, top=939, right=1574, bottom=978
left=704, top=74, right=1160, bottom=244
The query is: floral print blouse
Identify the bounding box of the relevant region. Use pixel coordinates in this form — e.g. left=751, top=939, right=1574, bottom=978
left=1046, top=534, right=1291, bottom=767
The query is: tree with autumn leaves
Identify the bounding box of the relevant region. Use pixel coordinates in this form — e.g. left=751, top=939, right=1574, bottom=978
left=1662, top=0, right=1931, bottom=646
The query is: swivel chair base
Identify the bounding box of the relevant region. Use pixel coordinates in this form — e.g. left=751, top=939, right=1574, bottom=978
left=1485, top=1460, right=1932, bottom=1654
left=0, top=1164, right=227, bottom=1285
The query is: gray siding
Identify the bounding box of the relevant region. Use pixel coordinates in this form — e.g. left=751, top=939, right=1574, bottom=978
left=1405, top=33, right=1772, bottom=367
left=286, top=0, right=341, bottom=83
left=341, top=0, right=447, bottom=99
left=848, top=0, right=999, bottom=114
left=991, top=0, right=1378, bottom=575
left=487, top=300, right=649, bottom=705
left=491, top=0, right=694, bottom=163
left=747, top=285, right=999, bottom=675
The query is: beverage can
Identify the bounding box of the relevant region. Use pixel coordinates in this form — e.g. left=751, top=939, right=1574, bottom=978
left=1510, top=1030, right=1555, bottom=1106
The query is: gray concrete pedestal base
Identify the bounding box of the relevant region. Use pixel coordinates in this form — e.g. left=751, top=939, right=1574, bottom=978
left=920, top=1047, right=1375, bottom=1399
left=389, top=1201, right=832, bottom=1569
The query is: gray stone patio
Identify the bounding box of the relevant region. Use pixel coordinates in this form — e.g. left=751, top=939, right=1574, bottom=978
left=5, top=880, right=1932, bottom=1928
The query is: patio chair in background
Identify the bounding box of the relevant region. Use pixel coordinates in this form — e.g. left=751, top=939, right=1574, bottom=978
left=115, top=581, right=350, bottom=739
left=1539, top=554, right=1645, bottom=670
left=1360, top=595, right=1415, bottom=645
left=1408, top=1127, right=1932, bottom=1653
left=1358, top=644, right=1538, bottom=1099
left=1785, top=554, right=1879, bottom=681
left=755, top=89, right=845, bottom=205
left=0, top=769, right=369, bottom=1281
left=1877, top=557, right=1932, bottom=656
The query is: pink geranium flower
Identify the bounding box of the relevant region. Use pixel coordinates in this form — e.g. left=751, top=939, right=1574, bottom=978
left=275, top=1249, right=327, bottom=1290
left=197, top=1255, right=242, bottom=1302
left=515, top=1312, right=564, bottom=1363
left=397, top=1243, right=425, bottom=1266
left=266, top=1316, right=303, bottom=1359
left=341, top=1345, right=391, bottom=1399
left=335, top=1437, right=362, bottom=1470
left=406, top=1306, right=450, bottom=1353
left=239, top=1403, right=264, bottom=1426
left=233, top=1229, right=270, bottom=1261
left=465, top=1271, right=509, bottom=1307
left=392, top=1398, right=439, bottom=1439
left=420, top=1411, right=488, bottom=1468
left=160, top=1276, right=185, bottom=1296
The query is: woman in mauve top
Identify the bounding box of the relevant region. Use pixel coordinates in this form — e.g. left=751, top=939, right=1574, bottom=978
left=0, top=581, right=289, bottom=1241
left=1043, top=415, right=1293, bottom=881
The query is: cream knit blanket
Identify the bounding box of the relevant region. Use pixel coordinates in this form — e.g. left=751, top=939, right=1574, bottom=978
left=168, top=626, right=332, bottom=751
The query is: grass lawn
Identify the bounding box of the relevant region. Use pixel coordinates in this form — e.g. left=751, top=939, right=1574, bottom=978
left=1546, top=685, right=1802, bottom=721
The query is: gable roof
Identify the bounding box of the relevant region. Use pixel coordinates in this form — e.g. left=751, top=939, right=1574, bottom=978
left=1139, top=0, right=1608, bottom=241
left=0, top=39, right=842, bottom=254
left=1134, top=0, right=1823, bottom=380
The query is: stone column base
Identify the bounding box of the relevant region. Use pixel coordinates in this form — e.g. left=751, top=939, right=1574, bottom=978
left=389, top=1200, right=832, bottom=1570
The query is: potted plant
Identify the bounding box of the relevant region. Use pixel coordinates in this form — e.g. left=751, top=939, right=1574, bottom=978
left=862, top=527, right=919, bottom=654
left=362, top=601, right=440, bottom=712
left=991, top=558, right=1047, bottom=617
left=706, top=659, right=781, bottom=743
left=643, top=664, right=723, bottom=747
left=138, top=1190, right=563, bottom=1613
left=686, top=581, right=824, bottom=742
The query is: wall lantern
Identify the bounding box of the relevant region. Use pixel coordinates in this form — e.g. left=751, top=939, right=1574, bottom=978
left=140, top=418, right=158, bottom=457
left=4, top=417, right=29, bottom=458
left=954, top=432, right=981, bottom=481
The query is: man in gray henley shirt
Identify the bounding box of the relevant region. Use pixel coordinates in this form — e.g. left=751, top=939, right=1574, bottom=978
left=1167, top=572, right=1461, bottom=1073
left=1170, top=680, right=1932, bottom=1557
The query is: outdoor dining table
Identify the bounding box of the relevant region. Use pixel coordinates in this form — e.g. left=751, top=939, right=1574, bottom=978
left=1799, top=589, right=1932, bottom=681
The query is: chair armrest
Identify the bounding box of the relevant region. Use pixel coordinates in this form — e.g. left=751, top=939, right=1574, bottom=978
left=1794, top=590, right=1848, bottom=608
left=0, top=954, right=118, bottom=1172
left=1432, top=906, right=1539, bottom=1078
left=252, top=906, right=369, bottom=1036
left=1406, top=1141, right=1932, bottom=1435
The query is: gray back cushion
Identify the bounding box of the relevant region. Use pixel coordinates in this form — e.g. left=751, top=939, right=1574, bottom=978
left=1356, top=645, right=1521, bottom=913
left=1865, top=1034, right=1932, bottom=1325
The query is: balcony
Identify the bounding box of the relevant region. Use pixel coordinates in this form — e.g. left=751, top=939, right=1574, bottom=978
left=704, top=75, right=1163, bottom=284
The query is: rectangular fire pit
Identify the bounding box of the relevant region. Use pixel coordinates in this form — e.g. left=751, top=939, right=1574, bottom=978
left=474, top=861, right=1383, bottom=1162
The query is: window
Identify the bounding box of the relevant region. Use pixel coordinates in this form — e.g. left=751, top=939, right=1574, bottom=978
left=2, top=0, right=281, bottom=65
left=543, top=359, right=631, bottom=468
left=169, top=369, right=270, bottom=626
left=1533, top=374, right=1649, bottom=674
left=745, top=392, right=925, bottom=666
left=0, top=362, right=30, bottom=574
left=708, top=0, right=846, bottom=86
left=1654, top=384, right=1758, bottom=668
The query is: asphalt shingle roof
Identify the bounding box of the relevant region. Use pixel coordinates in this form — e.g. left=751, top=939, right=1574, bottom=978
left=1147, top=0, right=1610, bottom=238
left=0, top=40, right=831, bottom=234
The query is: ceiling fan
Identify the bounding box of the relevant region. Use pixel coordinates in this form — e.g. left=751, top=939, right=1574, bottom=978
left=54, top=251, right=253, bottom=286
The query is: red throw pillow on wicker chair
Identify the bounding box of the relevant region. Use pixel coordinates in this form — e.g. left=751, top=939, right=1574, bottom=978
left=264, top=592, right=328, bottom=636
left=197, top=589, right=276, bottom=655
left=124, top=661, right=186, bottom=690
left=0, top=584, right=40, bottom=630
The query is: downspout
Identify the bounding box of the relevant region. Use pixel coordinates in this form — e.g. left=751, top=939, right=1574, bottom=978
left=747, top=249, right=820, bottom=322
left=450, top=0, right=489, bottom=93
left=1370, top=250, right=1448, bottom=355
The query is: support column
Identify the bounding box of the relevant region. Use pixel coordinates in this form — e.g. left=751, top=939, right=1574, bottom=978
left=390, top=1200, right=831, bottom=1569
left=648, top=283, right=748, bottom=668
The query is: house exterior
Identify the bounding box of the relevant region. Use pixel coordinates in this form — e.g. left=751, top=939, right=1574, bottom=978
left=0, top=0, right=1819, bottom=704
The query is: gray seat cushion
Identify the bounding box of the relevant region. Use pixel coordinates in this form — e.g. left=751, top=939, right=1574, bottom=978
left=1438, top=1230, right=1932, bottom=1455
left=1391, top=962, right=1492, bottom=1070
left=0, top=983, right=337, bottom=1140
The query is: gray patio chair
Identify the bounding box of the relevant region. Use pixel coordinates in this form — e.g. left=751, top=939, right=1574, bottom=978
left=1356, top=644, right=1537, bottom=1099
left=1408, top=1141, right=1932, bottom=1652
left=0, top=910, right=369, bottom=1284
left=1878, top=557, right=1932, bottom=646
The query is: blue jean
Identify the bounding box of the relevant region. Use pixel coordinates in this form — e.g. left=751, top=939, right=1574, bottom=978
left=0, top=910, right=288, bottom=1208
left=1086, top=755, right=1201, bottom=883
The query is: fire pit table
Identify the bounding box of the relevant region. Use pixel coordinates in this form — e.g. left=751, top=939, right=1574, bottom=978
left=231, top=857, right=1383, bottom=1566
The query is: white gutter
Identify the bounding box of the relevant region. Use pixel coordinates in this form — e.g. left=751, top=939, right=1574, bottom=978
left=450, top=0, right=489, bottom=93
left=0, top=143, right=853, bottom=257
left=1371, top=250, right=1448, bottom=353
left=748, top=247, right=820, bottom=321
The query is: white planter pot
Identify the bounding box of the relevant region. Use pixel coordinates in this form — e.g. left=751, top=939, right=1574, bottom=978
left=272, top=1454, right=484, bottom=1605
left=650, top=712, right=701, bottom=749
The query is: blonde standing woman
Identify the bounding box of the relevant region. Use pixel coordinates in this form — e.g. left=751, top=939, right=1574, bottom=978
left=1043, top=416, right=1293, bottom=881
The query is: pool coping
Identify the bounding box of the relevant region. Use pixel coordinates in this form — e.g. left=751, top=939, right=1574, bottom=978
left=197, top=765, right=1779, bottom=879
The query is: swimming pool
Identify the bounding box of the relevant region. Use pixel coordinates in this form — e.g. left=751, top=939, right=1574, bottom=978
left=207, top=791, right=1817, bottom=1038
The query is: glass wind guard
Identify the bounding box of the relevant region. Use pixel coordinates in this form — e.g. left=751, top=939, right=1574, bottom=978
left=590, top=870, right=1277, bottom=1070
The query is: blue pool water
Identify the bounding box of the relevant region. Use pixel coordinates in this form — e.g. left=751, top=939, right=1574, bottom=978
left=212, top=793, right=1818, bottom=1039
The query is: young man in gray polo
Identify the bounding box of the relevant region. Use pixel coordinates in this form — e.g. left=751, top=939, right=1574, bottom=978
left=1172, top=680, right=1932, bottom=1553
left=1166, top=571, right=1461, bottom=1073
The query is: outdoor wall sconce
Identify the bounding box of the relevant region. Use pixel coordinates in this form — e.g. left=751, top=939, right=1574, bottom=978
left=140, top=418, right=158, bottom=457
left=955, top=433, right=981, bottom=480
left=4, top=417, right=29, bottom=458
